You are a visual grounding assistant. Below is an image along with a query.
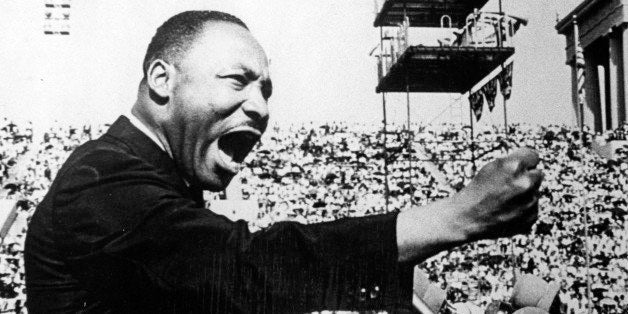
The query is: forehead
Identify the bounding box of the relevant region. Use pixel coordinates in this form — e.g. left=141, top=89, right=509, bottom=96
left=179, top=22, right=269, bottom=75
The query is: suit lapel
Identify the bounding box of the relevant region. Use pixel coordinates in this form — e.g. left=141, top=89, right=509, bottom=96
left=104, top=116, right=205, bottom=206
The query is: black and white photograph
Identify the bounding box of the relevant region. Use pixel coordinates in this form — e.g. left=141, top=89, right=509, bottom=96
left=0, top=0, right=626, bottom=313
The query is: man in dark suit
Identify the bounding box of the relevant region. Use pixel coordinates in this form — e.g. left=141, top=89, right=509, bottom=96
left=25, top=10, right=543, bottom=313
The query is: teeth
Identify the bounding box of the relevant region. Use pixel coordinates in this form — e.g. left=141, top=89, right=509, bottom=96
left=216, top=128, right=260, bottom=174
left=218, top=146, right=243, bottom=173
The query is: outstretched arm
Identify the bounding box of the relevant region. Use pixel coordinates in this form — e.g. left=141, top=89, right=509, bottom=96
left=397, top=148, right=543, bottom=263
left=47, top=146, right=413, bottom=312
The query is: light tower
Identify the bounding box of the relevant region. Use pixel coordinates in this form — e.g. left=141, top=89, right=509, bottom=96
left=372, top=1, right=528, bottom=312
left=373, top=0, right=526, bottom=209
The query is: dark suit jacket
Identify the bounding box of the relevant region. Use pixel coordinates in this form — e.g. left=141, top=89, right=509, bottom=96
left=25, top=116, right=413, bottom=313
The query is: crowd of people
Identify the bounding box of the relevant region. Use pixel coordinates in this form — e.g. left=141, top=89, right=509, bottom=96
left=0, top=119, right=32, bottom=194
left=0, top=118, right=34, bottom=313
left=419, top=123, right=628, bottom=314
left=223, top=122, right=453, bottom=229
left=0, top=117, right=627, bottom=313
left=603, top=124, right=628, bottom=142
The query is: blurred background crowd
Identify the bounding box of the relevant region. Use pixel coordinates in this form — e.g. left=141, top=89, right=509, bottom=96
left=1, top=117, right=627, bottom=313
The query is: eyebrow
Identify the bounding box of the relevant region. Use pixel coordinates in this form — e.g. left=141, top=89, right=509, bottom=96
left=228, top=63, right=273, bottom=99
left=229, top=62, right=258, bottom=77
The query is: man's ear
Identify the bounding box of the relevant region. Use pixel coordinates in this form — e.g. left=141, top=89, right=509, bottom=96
left=146, top=59, right=175, bottom=103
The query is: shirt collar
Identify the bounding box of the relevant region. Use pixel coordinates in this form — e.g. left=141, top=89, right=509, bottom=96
left=125, top=110, right=168, bottom=156
left=124, top=111, right=192, bottom=188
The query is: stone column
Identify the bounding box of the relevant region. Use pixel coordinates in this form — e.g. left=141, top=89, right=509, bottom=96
left=622, top=24, right=628, bottom=124
left=598, top=65, right=608, bottom=131
left=609, top=30, right=623, bottom=128
left=583, top=48, right=601, bottom=132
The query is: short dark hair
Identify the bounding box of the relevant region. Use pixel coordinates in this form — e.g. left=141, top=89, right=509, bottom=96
left=142, top=10, right=248, bottom=78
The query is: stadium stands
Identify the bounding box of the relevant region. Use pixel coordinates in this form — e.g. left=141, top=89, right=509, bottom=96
left=1, top=118, right=627, bottom=313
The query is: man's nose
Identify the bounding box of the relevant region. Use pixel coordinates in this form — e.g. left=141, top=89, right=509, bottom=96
left=242, top=89, right=269, bottom=122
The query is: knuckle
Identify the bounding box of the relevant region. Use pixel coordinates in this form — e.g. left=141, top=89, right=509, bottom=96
left=518, top=178, right=532, bottom=191
left=505, top=159, right=521, bottom=174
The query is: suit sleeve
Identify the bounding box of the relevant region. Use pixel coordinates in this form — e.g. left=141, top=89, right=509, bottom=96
left=51, top=148, right=414, bottom=313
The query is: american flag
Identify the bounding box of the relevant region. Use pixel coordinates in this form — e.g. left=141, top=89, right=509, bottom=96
left=573, top=16, right=586, bottom=124
left=575, top=45, right=586, bottom=107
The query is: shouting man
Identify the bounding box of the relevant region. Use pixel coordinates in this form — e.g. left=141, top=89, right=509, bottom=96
left=25, top=11, right=543, bottom=313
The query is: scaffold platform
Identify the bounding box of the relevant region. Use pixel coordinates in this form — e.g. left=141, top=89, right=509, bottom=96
left=376, top=46, right=514, bottom=93
left=373, top=0, right=490, bottom=28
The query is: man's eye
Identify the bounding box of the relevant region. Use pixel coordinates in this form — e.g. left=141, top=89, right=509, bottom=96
left=226, top=75, right=247, bottom=87
left=262, top=83, right=273, bottom=100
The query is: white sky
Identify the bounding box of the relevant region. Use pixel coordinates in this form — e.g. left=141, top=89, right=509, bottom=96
left=0, top=0, right=584, bottom=128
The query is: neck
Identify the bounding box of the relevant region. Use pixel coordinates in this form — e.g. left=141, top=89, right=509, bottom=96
left=132, top=93, right=174, bottom=159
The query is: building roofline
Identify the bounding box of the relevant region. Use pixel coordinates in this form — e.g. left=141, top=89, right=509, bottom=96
left=555, top=0, right=603, bottom=34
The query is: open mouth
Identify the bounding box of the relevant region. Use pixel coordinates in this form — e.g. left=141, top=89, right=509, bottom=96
left=216, top=128, right=260, bottom=172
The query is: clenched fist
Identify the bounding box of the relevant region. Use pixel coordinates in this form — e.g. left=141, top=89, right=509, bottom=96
left=451, top=147, right=543, bottom=240
left=396, top=148, right=544, bottom=263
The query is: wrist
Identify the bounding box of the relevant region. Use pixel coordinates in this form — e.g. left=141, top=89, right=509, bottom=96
left=446, top=192, right=479, bottom=242
left=396, top=198, right=469, bottom=263
left=432, top=196, right=473, bottom=244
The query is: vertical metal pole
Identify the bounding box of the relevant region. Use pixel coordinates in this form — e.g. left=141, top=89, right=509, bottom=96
left=468, top=93, right=476, bottom=173
left=402, top=1, right=415, bottom=207
left=499, top=0, right=508, bottom=137
left=503, top=97, right=509, bottom=137
left=573, top=16, right=591, bottom=313
left=495, top=0, right=516, bottom=271
left=406, top=73, right=414, bottom=206
left=380, top=26, right=390, bottom=212
left=498, top=68, right=516, bottom=284
left=582, top=194, right=592, bottom=314
left=382, top=92, right=390, bottom=213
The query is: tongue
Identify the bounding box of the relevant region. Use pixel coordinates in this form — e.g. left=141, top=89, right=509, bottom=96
left=220, top=133, right=251, bottom=163
left=217, top=138, right=243, bottom=173
left=222, top=142, right=236, bottom=161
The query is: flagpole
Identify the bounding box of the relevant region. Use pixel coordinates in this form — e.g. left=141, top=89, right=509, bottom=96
left=498, top=0, right=509, bottom=138
left=503, top=95, right=509, bottom=137
left=494, top=3, right=516, bottom=283
left=469, top=92, right=476, bottom=173
left=582, top=193, right=592, bottom=314
left=380, top=25, right=390, bottom=213
left=499, top=63, right=515, bottom=140
left=573, top=14, right=592, bottom=314
left=573, top=15, right=586, bottom=135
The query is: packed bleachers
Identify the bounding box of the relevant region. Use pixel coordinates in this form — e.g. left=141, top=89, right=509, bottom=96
left=603, top=124, right=628, bottom=142
left=1, top=118, right=627, bottom=313
left=418, top=124, right=628, bottom=313
left=0, top=119, right=33, bottom=197
left=0, top=118, right=33, bottom=313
